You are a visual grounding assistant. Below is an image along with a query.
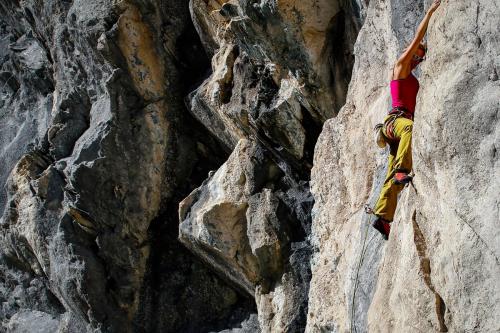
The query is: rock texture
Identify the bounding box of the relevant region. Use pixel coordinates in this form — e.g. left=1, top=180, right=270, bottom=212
left=188, top=0, right=361, bottom=160
left=179, top=0, right=361, bottom=331
left=308, top=0, right=500, bottom=332
left=0, top=1, right=254, bottom=332
left=179, top=138, right=313, bottom=332
left=1, top=0, right=499, bottom=332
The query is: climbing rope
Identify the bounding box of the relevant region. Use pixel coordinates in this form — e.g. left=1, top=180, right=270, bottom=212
left=350, top=175, right=416, bottom=331
left=349, top=213, right=372, bottom=333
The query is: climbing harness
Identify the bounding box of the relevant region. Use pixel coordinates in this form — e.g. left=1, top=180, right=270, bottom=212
left=384, top=106, right=414, bottom=141
left=388, top=106, right=413, bottom=120
left=374, top=107, right=413, bottom=147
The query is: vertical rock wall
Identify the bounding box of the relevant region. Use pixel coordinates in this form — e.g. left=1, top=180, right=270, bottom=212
left=308, top=0, right=499, bottom=332
left=1, top=0, right=498, bottom=332
left=179, top=0, right=361, bottom=332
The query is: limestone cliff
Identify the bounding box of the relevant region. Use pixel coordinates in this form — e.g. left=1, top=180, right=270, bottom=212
left=308, top=0, right=499, bottom=332
left=0, top=0, right=498, bottom=332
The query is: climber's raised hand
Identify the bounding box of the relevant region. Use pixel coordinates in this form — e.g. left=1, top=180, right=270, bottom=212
left=428, top=0, right=441, bottom=14
left=396, top=0, right=441, bottom=71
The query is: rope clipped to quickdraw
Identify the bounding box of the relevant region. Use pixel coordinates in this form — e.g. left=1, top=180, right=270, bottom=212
left=351, top=175, right=416, bottom=331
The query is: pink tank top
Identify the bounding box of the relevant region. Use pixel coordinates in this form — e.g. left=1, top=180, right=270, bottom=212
left=390, top=73, right=419, bottom=115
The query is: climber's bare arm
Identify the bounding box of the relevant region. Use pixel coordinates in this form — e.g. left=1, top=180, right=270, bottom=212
left=393, top=0, right=441, bottom=78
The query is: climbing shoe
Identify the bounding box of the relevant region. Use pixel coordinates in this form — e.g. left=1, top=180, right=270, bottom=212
left=372, top=217, right=391, bottom=240
left=393, top=172, right=412, bottom=185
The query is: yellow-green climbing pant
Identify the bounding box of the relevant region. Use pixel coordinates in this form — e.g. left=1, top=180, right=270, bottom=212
left=374, top=116, right=413, bottom=222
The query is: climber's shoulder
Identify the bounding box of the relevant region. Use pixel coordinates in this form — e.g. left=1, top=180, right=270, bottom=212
left=392, top=56, right=412, bottom=79
left=395, top=54, right=412, bottom=66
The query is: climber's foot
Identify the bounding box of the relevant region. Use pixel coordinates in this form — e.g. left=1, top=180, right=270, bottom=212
left=393, top=172, right=412, bottom=185
left=372, top=217, right=391, bottom=240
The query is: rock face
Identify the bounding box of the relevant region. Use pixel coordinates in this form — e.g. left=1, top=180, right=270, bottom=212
left=179, top=138, right=313, bottom=332
left=1, top=0, right=498, bottom=332
left=308, top=0, right=500, bottom=332
left=0, top=1, right=253, bottom=332
left=178, top=1, right=361, bottom=331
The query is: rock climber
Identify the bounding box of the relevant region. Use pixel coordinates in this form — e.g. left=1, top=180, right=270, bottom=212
left=372, top=0, right=441, bottom=240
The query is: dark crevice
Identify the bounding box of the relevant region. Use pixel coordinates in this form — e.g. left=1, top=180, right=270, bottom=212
left=248, top=121, right=310, bottom=181
left=254, top=61, right=279, bottom=110
left=135, top=164, right=255, bottom=332
left=412, top=211, right=449, bottom=332
left=132, top=4, right=256, bottom=332
left=0, top=71, right=20, bottom=92
left=22, top=7, right=54, bottom=65
left=323, top=4, right=361, bottom=115
left=174, top=18, right=213, bottom=95
left=301, top=105, right=323, bottom=168
left=220, top=45, right=239, bottom=104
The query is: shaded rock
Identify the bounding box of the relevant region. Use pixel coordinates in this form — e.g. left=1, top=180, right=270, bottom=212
left=0, top=15, right=53, bottom=215
left=0, top=0, right=257, bottom=331
left=133, top=211, right=256, bottom=333
left=6, top=310, right=60, bottom=333
left=180, top=15, right=362, bottom=332
left=0, top=259, right=65, bottom=329
left=179, top=138, right=313, bottom=332
left=210, top=313, right=261, bottom=333
left=255, top=241, right=311, bottom=333
left=179, top=139, right=280, bottom=294
left=187, top=0, right=361, bottom=166
left=247, top=189, right=290, bottom=282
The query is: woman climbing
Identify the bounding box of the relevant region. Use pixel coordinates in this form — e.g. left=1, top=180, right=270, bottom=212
left=372, top=0, right=441, bottom=240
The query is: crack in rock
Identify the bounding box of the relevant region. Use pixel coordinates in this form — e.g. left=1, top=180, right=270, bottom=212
left=412, top=210, right=449, bottom=333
